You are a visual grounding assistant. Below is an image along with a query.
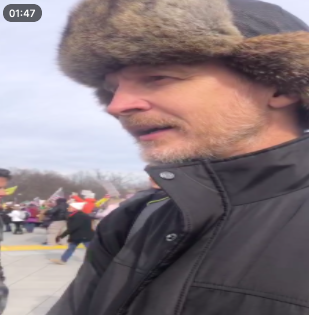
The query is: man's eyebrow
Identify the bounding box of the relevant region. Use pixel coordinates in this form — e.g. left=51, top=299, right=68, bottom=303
left=135, top=65, right=190, bottom=76
left=103, top=72, right=119, bottom=88
left=102, top=79, right=117, bottom=92
left=103, top=65, right=191, bottom=86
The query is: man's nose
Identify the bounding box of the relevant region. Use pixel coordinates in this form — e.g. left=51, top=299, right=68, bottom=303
left=106, top=91, right=151, bottom=116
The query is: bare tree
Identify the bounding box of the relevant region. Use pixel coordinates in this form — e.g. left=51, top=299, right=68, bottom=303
left=94, top=170, right=150, bottom=196
left=3, top=168, right=149, bottom=202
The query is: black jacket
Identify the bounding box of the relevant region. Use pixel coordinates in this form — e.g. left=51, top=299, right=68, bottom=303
left=60, top=211, right=94, bottom=243
left=46, top=198, right=68, bottom=221
left=48, top=136, right=309, bottom=315
left=0, top=210, right=11, bottom=225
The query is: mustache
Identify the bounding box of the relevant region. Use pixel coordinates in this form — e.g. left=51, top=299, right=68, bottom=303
left=120, top=115, right=181, bottom=130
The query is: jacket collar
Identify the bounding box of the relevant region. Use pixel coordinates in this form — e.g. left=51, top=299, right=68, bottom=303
left=146, top=135, right=309, bottom=206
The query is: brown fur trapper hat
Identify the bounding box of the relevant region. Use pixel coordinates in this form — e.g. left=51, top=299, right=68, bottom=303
left=59, top=0, right=309, bottom=111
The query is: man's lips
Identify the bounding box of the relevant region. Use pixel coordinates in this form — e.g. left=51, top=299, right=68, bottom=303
left=125, top=126, right=174, bottom=138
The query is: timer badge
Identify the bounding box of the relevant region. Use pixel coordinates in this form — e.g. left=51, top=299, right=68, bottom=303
left=3, top=4, right=42, bottom=22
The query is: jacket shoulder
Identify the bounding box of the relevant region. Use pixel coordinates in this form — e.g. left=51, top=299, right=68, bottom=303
left=95, top=190, right=158, bottom=256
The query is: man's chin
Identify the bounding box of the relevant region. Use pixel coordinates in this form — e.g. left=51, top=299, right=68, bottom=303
left=140, top=145, right=197, bottom=165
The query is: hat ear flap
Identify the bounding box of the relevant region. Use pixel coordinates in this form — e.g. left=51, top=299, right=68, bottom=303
left=227, top=31, right=309, bottom=124
left=228, top=31, right=309, bottom=96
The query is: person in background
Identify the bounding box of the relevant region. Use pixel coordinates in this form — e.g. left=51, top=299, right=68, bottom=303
left=90, top=199, right=118, bottom=230
left=0, top=207, right=7, bottom=233
left=0, top=169, right=10, bottom=314
left=45, top=198, right=68, bottom=245
left=9, top=205, right=24, bottom=235
left=19, top=205, right=29, bottom=231
left=24, top=204, right=39, bottom=233
left=96, top=181, right=163, bottom=223
left=39, top=200, right=54, bottom=224
left=39, top=201, right=54, bottom=245
left=89, top=206, right=102, bottom=230
left=70, top=192, right=96, bottom=214
left=50, top=202, right=94, bottom=265
left=2, top=207, right=12, bottom=233
left=99, top=198, right=121, bottom=219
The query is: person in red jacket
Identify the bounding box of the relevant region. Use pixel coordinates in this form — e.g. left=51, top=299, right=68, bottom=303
left=70, top=193, right=96, bottom=214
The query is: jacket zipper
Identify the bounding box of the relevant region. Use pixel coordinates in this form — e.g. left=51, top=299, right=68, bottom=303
left=115, top=233, right=187, bottom=315
left=173, top=213, right=227, bottom=315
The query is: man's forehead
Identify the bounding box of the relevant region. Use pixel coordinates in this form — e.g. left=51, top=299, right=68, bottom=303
left=105, top=64, right=193, bottom=81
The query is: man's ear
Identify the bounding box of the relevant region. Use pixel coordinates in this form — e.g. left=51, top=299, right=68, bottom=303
left=269, top=91, right=301, bottom=109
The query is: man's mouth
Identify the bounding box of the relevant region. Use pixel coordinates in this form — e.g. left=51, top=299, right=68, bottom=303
left=126, top=126, right=174, bottom=138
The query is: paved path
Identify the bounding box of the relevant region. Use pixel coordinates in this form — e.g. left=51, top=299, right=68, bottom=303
left=2, top=229, right=84, bottom=315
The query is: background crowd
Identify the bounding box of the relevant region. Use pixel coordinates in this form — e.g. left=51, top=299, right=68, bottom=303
left=0, top=168, right=156, bottom=265
left=0, top=193, right=125, bottom=242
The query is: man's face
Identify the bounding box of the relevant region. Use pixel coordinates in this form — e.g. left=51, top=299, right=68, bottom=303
left=102, top=62, right=274, bottom=163
left=68, top=206, right=75, bottom=212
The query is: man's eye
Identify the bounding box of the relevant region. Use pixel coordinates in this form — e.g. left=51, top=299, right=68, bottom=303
left=102, top=82, right=117, bottom=93
left=96, top=88, right=114, bottom=107
left=151, top=76, right=169, bottom=81
left=145, top=76, right=174, bottom=83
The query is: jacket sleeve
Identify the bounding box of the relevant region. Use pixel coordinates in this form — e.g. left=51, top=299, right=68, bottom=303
left=59, top=216, right=80, bottom=239
left=45, top=206, right=59, bottom=216
left=46, top=206, right=131, bottom=315
left=46, top=232, right=114, bottom=315
left=59, top=229, right=69, bottom=239
left=46, top=193, right=153, bottom=315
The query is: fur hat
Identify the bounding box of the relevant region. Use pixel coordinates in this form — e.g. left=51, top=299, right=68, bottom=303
left=58, top=0, right=309, bottom=117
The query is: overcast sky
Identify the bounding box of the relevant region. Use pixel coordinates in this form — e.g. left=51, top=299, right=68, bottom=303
left=1, top=0, right=309, bottom=175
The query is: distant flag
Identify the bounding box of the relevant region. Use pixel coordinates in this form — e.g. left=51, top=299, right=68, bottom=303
left=95, top=194, right=111, bottom=207
left=4, top=186, right=18, bottom=196
left=47, top=188, right=64, bottom=202
left=101, top=181, right=120, bottom=198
